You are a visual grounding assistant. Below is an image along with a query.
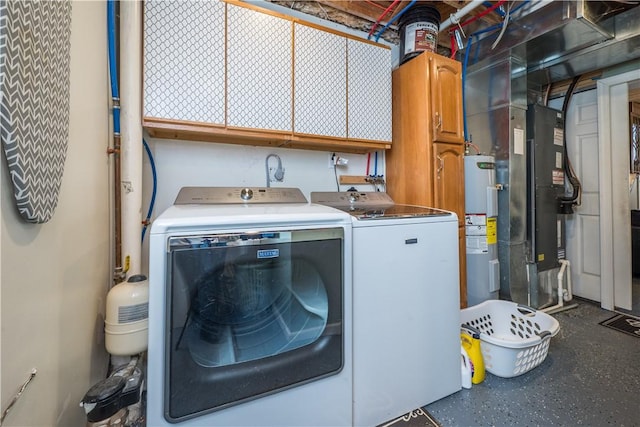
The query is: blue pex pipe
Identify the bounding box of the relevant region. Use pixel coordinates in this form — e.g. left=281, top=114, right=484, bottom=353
left=107, top=0, right=120, bottom=134
left=374, top=0, right=417, bottom=42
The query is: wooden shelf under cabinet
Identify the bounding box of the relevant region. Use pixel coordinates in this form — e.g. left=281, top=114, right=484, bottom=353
left=143, top=118, right=391, bottom=154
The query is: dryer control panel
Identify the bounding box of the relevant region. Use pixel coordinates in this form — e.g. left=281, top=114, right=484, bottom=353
left=174, top=187, right=308, bottom=205
left=310, top=191, right=394, bottom=209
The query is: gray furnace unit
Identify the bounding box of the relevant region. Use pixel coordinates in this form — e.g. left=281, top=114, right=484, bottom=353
left=526, top=104, right=567, bottom=308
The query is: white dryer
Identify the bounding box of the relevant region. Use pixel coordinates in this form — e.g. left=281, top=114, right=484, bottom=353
left=311, top=191, right=462, bottom=427
left=147, top=187, right=353, bottom=426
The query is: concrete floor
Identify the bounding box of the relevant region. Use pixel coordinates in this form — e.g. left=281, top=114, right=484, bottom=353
left=425, top=299, right=640, bottom=426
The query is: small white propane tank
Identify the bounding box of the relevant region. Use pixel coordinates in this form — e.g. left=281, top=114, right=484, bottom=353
left=105, top=274, right=149, bottom=356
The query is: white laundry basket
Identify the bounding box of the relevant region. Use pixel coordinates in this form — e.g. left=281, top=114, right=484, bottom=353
left=460, top=300, right=560, bottom=378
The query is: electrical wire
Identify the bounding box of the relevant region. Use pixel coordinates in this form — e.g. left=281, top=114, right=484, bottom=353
left=491, top=1, right=511, bottom=50
left=449, top=0, right=508, bottom=58
left=141, top=138, right=157, bottom=243
left=368, top=0, right=401, bottom=40
left=509, top=0, right=531, bottom=16
left=374, top=0, right=416, bottom=42
left=460, top=0, right=508, bottom=27
left=558, top=76, right=583, bottom=208
left=483, top=1, right=506, bottom=17
left=333, top=164, right=340, bottom=191
left=543, top=82, right=553, bottom=106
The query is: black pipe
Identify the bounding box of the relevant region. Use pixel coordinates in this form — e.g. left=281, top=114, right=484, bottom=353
left=558, top=76, right=582, bottom=212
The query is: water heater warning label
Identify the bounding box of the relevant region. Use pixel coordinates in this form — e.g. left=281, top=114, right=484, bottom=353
left=465, top=214, right=497, bottom=253
left=487, top=217, right=497, bottom=245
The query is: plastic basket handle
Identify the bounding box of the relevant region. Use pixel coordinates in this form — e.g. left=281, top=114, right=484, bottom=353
left=461, top=323, right=480, bottom=336
left=536, top=330, right=552, bottom=339
left=516, top=304, right=537, bottom=316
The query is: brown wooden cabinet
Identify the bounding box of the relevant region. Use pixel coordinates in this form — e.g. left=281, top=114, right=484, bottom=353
left=430, top=57, right=465, bottom=143
left=386, top=51, right=467, bottom=307
left=433, top=142, right=465, bottom=228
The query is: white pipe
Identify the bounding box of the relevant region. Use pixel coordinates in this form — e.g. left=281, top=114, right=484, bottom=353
left=439, top=0, right=486, bottom=33
left=542, top=259, right=572, bottom=313
left=561, top=259, right=573, bottom=301
left=120, top=0, right=143, bottom=277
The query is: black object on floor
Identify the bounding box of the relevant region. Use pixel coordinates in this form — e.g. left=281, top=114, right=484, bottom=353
left=599, top=313, right=640, bottom=338
left=378, top=408, right=441, bottom=427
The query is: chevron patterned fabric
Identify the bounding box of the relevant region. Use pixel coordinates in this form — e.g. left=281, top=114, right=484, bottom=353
left=0, top=0, right=72, bottom=223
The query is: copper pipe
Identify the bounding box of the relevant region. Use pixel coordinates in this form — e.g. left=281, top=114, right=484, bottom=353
left=109, top=133, right=123, bottom=283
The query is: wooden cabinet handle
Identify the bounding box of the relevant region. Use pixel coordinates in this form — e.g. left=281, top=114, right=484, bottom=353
left=435, top=112, right=442, bottom=129
left=436, top=155, right=444, bottom=178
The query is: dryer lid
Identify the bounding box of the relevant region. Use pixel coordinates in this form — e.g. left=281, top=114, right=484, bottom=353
left=310, top=191, right=452, bottom=220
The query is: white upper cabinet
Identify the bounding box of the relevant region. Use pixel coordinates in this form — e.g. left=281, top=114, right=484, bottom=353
left=143, top=0, right=225, bottom=125
left=142, top=1, right=392, bottom=152
left=294, top=23, right=347, bottom=138
left=347, top=39, right=392, bottom=142
left=227, top=5, right=292, bottom=131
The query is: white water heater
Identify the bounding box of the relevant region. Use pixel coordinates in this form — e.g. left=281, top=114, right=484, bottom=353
left=464, top=155, right=500, bottom=306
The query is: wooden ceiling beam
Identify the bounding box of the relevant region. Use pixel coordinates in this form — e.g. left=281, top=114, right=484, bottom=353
left=316, top=1, right=389, bottom=23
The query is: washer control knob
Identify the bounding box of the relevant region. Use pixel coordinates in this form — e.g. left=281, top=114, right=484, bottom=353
left=240, top=188, right=253, bottom=201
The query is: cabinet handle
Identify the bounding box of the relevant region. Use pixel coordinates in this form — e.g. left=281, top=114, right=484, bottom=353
left=436, top=155, right=444, bottom=178
left=435, top=112, right=442, bottom=129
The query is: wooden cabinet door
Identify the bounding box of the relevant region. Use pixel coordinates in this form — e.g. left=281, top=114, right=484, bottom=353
left=347, top=39, right=391, bottom=142
left=227, top=5, right=292, bottom=131
left=429, top=55, right=464, bottom=143
left=294, top=23, right=347, bottom=138
left=433, top=142, right=465, bottom=226
left=143, top=0, right=225, bottom=124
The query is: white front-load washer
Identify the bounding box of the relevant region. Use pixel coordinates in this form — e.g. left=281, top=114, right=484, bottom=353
left=147, top=187, right=353, bottom=426
left=311, top=191, right=462, bottom=427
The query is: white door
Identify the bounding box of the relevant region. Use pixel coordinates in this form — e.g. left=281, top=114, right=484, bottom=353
left=562, top=90, right=602, bottom=302
left=597, top=71, right=639, bottom=311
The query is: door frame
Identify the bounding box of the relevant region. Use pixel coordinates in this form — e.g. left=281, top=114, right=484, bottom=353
left=597, top=69, right=640, bottom=310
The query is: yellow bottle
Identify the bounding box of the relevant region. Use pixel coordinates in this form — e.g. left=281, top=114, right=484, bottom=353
left=461, top=328, right=485, bottom=384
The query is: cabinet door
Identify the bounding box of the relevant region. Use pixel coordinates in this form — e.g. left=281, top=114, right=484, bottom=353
left=143, top=0, right=225, bottom=124
left=294, top=24, right=346, bottom=138
left=429, top=55, right=464, bottom=143
left=433, top=142, right=465, bottom=226
left=227, top=6, right=292, bottom=131
left=347, top=39, right=391, bottom=142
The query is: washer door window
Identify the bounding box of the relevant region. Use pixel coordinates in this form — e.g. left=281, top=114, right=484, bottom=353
left=165, top=228, right=344, bottom=422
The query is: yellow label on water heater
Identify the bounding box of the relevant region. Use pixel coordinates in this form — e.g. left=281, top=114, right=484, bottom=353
left=487, top=217, right=497, bottom=245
